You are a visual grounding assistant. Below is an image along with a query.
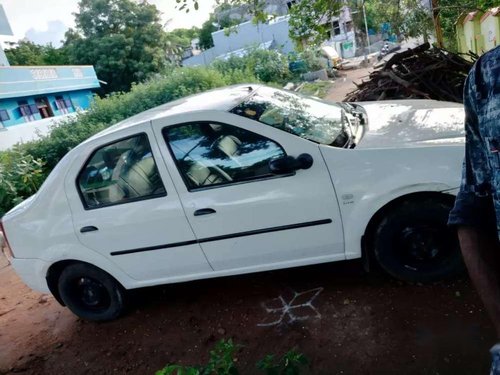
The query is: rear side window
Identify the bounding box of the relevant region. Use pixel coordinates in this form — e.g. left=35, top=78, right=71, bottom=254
left=78, top=134, right=166, bottom=209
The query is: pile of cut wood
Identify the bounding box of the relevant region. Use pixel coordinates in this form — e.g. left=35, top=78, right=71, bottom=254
left=344, top=43, right=475, bottom=103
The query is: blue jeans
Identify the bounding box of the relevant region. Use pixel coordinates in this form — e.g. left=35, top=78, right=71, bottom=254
left=492, top=344, right=500, bottom=375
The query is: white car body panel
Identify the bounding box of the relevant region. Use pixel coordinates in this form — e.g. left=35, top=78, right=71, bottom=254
left=63, top=123, right=213, bottom=282
left=320, top=145, right=463, bottom=259
left=1, top=84, right=466, bottom=294
left=151, top=111, right=345, bottom=271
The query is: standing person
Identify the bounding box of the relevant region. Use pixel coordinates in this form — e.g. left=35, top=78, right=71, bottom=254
left=448, top=45, right=500, bottom=374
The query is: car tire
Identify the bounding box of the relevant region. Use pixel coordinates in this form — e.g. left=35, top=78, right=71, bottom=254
left=373, top=199, right=463, bottom=283
left=58, top=263, right=126, bottom=321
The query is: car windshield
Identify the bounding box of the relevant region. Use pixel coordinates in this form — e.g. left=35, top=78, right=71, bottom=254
left=230, top=87, right=348, bottom=146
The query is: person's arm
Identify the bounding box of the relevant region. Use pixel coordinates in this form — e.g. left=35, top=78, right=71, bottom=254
left=448, top=62, right=493, bottom=228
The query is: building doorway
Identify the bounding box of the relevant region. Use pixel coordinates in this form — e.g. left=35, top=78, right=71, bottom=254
left=35, top=97, right=54, bottom=119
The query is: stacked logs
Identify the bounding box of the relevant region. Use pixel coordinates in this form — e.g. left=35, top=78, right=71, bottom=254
left=344, top=43, right=475, bottom=103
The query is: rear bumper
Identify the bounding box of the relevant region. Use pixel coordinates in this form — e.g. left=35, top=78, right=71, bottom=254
left=10, top=258, right=50, bottom=293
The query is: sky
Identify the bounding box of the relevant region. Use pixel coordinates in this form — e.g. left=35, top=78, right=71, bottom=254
left=0, top=0, right=216, bottom=47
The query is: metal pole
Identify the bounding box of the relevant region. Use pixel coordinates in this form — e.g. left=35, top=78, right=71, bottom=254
left=363, top=1, right=371, bottom=53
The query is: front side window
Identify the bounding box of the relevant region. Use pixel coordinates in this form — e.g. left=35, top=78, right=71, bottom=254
left=231, top=87, right=346, bottom=146
left=78, top=134, right=166, bottom=209
left=164, top=122, right=286, bottom=190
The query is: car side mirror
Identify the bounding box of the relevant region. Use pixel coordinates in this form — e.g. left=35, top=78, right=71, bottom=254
left=269, top=153, right=313, bottom=174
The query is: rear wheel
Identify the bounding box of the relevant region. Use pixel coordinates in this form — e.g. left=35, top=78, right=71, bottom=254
left=58, top=263, right=126, bottom=321
left=373, top=199, right=463, bottom=283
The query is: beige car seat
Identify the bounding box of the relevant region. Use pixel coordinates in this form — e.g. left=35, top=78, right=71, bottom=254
left=120, top=157, right=158, bottom=197
left=186, top=161, right=232, bottom=187
left=216, top=135, right=241, bottom=157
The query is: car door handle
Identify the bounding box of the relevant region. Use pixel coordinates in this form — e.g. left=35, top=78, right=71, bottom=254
left=80, top=226, right=99, bottom=233
left=193, top=208, right=216, bottom=216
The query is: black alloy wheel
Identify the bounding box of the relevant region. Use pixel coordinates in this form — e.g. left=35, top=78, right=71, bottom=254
left=373, top=198, right=464, bottom=283
left=58, top=263, right=126, bottom=321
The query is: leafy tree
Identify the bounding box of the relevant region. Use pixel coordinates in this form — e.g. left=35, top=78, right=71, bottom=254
left=43, top=44, right=70, bottom=65
left=180, top=0, right=500, bottom=49
left=438, top=0, right=498, bottom=50
left=400, top=0, right=434, bottom=42
left=64, top=0, right=169, bottom=94
left=5, top=41, right=45, bottom=65
left=288, top=0, right=342, bottom=48
left=178, top=0, right=271, bottom=24
left=168, top=27, right=200, bottom=49
left=197, top=5, right=246, bottom=50
left=198, top=19, right=218, bottom=50
left=4, top=41, right=68, bottom=65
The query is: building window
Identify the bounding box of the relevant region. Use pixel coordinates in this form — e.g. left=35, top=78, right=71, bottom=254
left=30, top=68, right=58, bottom=80
left=55, top=96, right=73, bottom=114
left=18, top=101, right=38, bottom=122
left=72, top=68, right=83, bottom=78
left=332, top=20, right=341, bottom=36
left=0, top=109, right=10, bottom=123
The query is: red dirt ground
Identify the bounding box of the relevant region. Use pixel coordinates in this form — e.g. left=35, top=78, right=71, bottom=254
left=0, top=255, right=495, bottom=375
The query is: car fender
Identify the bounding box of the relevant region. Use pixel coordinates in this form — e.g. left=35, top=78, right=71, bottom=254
left=342, top=182, right=457, bottom=260
left=40, top=242, right=138, bottom=290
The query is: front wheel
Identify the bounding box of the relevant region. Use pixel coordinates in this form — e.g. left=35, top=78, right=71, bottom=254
left=58, top=263, right=126, bottom=321
left=373, top=199, right=464, bottom=283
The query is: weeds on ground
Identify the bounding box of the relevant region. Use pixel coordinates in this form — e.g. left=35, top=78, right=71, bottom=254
left=156, top=339, right=309, bottom=375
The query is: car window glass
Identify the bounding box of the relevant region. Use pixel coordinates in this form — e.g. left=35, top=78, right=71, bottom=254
left=78, top=134, right=166, bottom=209
left=230, top=87, right=344, bottom=145
left=164, top=122, right=286, bottom=190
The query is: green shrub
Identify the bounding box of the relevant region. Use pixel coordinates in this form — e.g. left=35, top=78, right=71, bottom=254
left=0, top=149, right=45, bottom=215
left=299, top=48, right=326, bottom=72
left=156, top=339, right=239, bottom=375
left=212, top=49, right=290, bottom=84
left=251, top=50, right=290, bottom=83
left=0, top=66, right=261, bottom=216
left=156, top=340, right=308, bottom=375
left=257, top=350, right=309, bottom=375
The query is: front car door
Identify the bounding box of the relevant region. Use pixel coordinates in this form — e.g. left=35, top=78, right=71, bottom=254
left=152, top=111, right=344, bottom=273
left=65, top=123, right=212, bottom=283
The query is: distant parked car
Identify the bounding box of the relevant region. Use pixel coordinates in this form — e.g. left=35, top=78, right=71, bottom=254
left=1, top=84, right=466, bottom=321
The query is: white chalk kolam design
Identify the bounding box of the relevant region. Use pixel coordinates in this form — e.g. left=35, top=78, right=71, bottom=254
left=257, top=287, right=323, bottom=327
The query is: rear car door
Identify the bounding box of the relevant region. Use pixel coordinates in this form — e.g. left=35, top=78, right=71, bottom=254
left=64, top=124, right=212, bottom=282
left=152, top=111, right=345, bottom=272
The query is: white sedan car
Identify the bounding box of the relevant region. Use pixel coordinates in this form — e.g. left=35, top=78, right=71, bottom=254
left=1, top=84, right=466, bottom=321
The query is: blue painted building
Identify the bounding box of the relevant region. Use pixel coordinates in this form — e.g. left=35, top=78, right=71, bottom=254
left=0, top=65, right=100, bottom=128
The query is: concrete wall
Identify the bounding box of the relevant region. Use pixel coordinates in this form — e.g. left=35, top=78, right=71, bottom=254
left=462, top=12, right=485, bottom=55
left=183, top=16, right=295, bottom=66
left=0, top=89, right=94, bottom=127
left=481, top=11, right=500, bottom=51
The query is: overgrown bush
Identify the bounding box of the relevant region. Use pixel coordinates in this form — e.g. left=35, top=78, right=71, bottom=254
left=0, top=66, right=259, bottom=216
left=299, top=48, right=327, bottom=72
left=212, top=49, right=290, bottom=84
left=0, top=149, right=45, bottom=212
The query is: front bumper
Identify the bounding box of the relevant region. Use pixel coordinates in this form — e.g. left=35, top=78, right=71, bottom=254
left=10, top=258, right=51, bottom=293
